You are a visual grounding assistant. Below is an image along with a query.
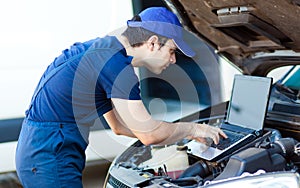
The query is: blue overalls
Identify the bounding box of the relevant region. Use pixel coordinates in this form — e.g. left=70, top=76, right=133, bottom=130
left=15, top=57, right=88, bottom=188
left=15, top=36, right=140, bottom=188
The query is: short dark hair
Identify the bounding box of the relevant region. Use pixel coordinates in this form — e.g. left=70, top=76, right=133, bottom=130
left=121, top=15, right=169, bottom=48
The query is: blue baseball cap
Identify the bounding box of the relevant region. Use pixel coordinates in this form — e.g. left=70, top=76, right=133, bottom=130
left=127, top=7, right=196, bottom=57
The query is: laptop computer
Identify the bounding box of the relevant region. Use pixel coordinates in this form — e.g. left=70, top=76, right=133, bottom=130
left=186, top=74, right=273, bottom=161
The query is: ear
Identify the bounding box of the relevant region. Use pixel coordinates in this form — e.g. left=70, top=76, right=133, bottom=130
left=146, top=35, right=159, bottom=51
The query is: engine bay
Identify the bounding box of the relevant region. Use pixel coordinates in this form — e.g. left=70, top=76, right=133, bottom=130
left=108, top=114, right=300, bottom=187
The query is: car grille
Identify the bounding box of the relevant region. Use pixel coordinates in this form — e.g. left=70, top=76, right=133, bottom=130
left=107, top=174, right=130, bottom=188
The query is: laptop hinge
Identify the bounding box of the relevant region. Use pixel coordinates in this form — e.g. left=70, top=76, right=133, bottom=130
left=254, top=130, right=263, bottom=137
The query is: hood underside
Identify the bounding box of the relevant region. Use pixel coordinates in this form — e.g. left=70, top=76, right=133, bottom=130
left=164, top=0, right=300, bottom=74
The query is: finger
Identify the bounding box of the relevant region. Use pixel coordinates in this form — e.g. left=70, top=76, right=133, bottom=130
left=219, top=129, right=228, bottom=138
left=212, top=136, right=218, bottom=145
left=209, top=133, right=219, bottom=144
left=212, top=127, right=221, bottom=143
left=196, top=137, right=214, bottom=147
left=205, top=137, right=214, bottom=146
left=197, top=137, right=207, bottom=144
left=214, top=134, right=220, bottom=144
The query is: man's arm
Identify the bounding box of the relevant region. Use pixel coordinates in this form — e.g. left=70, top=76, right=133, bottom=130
left=109, top=98, right=226, bottom=146
left=103, top=110, right=136, bottom=138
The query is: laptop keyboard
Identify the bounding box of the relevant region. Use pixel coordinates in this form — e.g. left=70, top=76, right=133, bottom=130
left=211, top=129, right=245, bottom=150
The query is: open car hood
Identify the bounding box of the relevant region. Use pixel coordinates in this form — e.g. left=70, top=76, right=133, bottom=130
left=164, top=0, right=300, bottom=75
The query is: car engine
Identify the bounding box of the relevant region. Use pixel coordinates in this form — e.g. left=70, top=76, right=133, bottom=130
left=108, top=116, right=300, bottom=187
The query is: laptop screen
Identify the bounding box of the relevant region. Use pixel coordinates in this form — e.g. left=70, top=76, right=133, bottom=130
left=226, top=75, right=272, bottom=130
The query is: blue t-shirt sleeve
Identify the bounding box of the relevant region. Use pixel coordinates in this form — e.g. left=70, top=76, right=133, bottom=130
left=99, top=50, right=141, bottom=100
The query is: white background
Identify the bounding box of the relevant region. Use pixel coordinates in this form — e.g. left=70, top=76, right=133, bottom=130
left=0, top=0, right=133, bottom=119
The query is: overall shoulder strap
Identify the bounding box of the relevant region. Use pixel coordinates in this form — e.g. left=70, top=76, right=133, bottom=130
left=25, top=41, right=92, bottom=117
left=25, top=62, right=68, bottom=116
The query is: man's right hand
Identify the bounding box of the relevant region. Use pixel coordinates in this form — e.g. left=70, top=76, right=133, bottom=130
left=189, top=123, right=227, bottom=145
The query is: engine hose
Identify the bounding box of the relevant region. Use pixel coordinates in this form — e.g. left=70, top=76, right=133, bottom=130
left=269, top=137, right=298, bottom=157
left=178, top=160, right=210, bottom=179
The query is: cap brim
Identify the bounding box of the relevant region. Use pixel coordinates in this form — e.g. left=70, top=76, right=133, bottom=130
left=173, top=38, right=196, bottom=58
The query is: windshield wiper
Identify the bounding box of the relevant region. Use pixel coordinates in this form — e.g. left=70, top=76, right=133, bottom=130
left=275, top=83, right=299, bottom=101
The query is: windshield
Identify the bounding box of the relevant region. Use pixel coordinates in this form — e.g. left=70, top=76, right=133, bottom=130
left=273, top=65, right=300, bottom=102
left=282, top=66, right=300, bottom=90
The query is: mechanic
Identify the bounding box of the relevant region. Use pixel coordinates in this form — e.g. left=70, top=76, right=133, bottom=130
left=15, top=7, right=226, bottom=188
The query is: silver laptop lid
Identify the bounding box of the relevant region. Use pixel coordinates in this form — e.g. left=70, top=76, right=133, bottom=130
left=226, top=75, right=273, bottom=131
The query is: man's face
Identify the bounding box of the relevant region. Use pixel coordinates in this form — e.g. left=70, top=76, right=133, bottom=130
left=143, top=39, right=177, bottom=74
